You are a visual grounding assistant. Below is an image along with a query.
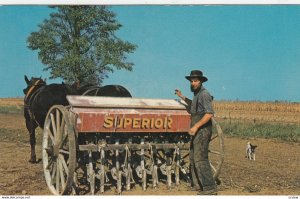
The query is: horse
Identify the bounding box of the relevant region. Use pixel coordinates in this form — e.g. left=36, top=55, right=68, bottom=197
left=24, top=76, right=132, bottom=163
left=81, top=84, right=132, bottom=97
left=73, top=81, right=132, bottom=97
left=23, top=75, right=78, bottom=163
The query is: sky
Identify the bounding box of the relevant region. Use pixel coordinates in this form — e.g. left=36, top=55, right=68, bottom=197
left=1, top=5, right=300, bottom=102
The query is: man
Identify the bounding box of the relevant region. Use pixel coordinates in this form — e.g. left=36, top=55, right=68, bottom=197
left=175, top=70, right=217, bottom=195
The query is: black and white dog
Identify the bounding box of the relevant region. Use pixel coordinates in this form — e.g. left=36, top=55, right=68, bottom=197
left=246, top=142, right=257, bottom=160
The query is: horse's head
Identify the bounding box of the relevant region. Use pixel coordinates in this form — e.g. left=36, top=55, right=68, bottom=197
left=23, top=75, right=46, bottom=95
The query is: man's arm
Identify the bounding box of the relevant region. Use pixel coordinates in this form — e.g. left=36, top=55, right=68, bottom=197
left=175, top=89, right=192, bottom=107
left=188, top=91, right=214, bottom=136
left=188, top=113, right=213, bottom=136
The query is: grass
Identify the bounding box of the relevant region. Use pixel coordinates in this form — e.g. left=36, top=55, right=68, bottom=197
left=0, top=128, right=43, bottom=144
left=0, top=128, right=28, bottom=143
left=0, top=105, right=23, bottom=114
left=219, top=119, right=300, bottom=142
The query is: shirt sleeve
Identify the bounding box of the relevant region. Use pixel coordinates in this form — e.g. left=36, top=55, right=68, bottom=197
left=185, top=98, right=192, bottom=112
left=199, top=91, right=214, bottom=114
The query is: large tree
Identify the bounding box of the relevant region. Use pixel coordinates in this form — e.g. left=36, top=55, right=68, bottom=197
left=27, top=6, right=137, bottom=85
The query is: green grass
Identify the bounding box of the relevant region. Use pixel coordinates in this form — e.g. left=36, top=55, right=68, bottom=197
left=218, top=119, right=300, bottom=142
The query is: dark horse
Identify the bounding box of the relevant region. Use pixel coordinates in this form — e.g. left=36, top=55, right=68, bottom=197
left=24, top=76, right=132, bottom=163
left=80, top=84, right=132, bottom=97
left=23, top=75, right=78, bottom=163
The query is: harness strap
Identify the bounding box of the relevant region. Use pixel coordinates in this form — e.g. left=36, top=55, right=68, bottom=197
left=24, top=79, right=42, bottom=102
left=24, top=80, right=45, bottom=127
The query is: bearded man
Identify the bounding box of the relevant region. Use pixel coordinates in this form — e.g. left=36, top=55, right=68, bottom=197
left=175, top=70, right=217, bottom=195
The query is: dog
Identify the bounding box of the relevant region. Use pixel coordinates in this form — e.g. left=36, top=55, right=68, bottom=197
left=246, top=142, right=257, bottom=160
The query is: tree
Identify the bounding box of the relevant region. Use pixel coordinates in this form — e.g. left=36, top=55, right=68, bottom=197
left=27, top=6, right=137, bottom=85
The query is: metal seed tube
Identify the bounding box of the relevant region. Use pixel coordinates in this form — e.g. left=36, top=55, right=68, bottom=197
left=175, top=147, right=180, bottom=186
left=115, top=139, right=122, bottom=194
left=126, top=138, right=132, bottom=191
left=150, top=146, right=158, bottom=189
left=88, top=150, right=95, bottom=195
left=99, top=147, right=105, bottom=193
left=166, top=155, right=172, bottom=189
left=140, top=138, right=147, bottom=191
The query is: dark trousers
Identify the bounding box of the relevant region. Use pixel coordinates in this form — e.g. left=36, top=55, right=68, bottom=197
left=189, top=125, right=216, bottom=191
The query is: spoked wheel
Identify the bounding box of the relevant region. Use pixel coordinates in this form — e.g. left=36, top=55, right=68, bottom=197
left=42, top=105, right=76, bottom=195
left=209, top=118, right=225, bottom=181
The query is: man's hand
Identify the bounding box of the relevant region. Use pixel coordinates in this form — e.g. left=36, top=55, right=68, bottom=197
left=175, top=89, right=183, bottom=98
left=175, top=89, right=192, bottom=107
left=188, top=114, right=214, bottom=136
left=188, top=126, right=198, bottom=136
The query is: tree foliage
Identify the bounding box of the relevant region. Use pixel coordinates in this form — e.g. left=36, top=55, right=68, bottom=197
left=27, top=6, right=137, bottom=85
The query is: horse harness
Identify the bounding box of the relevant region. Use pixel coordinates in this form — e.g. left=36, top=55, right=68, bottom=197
left=24, top=80, right=46, bottom=126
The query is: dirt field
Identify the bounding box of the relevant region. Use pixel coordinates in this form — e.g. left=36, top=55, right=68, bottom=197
left=0, top=100, right=300, bottom=195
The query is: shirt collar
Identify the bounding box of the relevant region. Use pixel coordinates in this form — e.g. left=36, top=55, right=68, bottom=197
left=193, top=85, right=205, bottom=95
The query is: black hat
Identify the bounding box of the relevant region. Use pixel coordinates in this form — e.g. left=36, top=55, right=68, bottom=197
left=185, top=70, right=208, bottom=82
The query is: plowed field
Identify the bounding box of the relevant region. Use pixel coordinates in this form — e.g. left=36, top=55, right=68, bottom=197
left=0, top=98, right=299, bottom=195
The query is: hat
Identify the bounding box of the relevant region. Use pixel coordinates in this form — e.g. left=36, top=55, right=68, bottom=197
left=185, top=70, right=208, bottom=82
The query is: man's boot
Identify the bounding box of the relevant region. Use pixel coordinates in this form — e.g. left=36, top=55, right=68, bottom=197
left=197, top=189, right=218, bottom=195
left=189, top=164, right=201, bottom=191
left=194, top=161, right=217, bottom=194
